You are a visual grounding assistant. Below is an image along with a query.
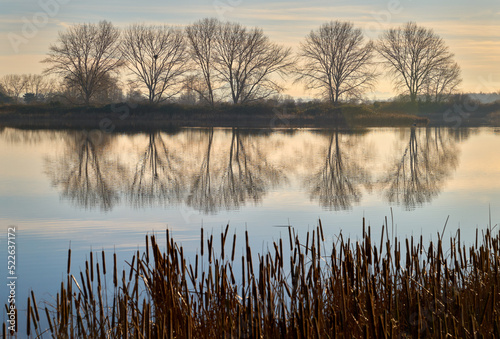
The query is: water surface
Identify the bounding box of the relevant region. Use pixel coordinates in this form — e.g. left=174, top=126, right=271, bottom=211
left=0, top=126, right=499, bottom=328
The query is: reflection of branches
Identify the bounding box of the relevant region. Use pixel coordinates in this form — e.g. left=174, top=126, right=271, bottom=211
left=45, top=131, right=124, bottom=211
left=188, top=128, right=215, bottom=212
left=306, top=130, right=371, bottom=210
left=220, top=129, right=281, bottom=208
left=187, top=128, right=284, bottom=213
left=0, top=128, right=61, bottom=144
left=128, top=132, right=185, bottom=207
left=382, top=127, right=459, bottom=209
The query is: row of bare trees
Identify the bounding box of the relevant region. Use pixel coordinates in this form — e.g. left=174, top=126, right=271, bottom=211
left=8, top=19, right=462, bottom=106
left=0, top=73, right=56, bottom=103
left=298, top=21, right=462, bottom=105
left=185, top=18, right=294, bottom=105
left=0, top=72, right=124, bottom=105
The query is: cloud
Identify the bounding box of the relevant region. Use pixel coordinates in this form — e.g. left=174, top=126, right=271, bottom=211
left=0, top=0, right=499, bottom=97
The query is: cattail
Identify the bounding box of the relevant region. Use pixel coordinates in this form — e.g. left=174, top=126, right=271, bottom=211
left=201, top=227, right=204, bottom=256
left=231, top=233, right=237, bottom=262
left=24, top=218, right=500, bottom=337
left=90, top=250, right=94, bottom=282
left=67, top=247, right=72, bottom=275
left=146, top=234, right=149, bottom=265
left=113, top=252, right=117, bottom=288
left=27, top=297, right=31, bottom=336
left=101, top=250, right=106, bottom=275
left=45, top=307, right=54, bottom=333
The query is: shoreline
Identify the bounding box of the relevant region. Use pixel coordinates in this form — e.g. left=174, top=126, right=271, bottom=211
left=0, top=102, right=498, bottom=130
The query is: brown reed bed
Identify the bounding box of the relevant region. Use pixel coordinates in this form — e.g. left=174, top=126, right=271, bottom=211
left=11, top=217, right=500, bottom=338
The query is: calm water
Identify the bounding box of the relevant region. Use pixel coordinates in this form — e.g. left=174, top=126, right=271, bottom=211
left=1, top=126, right=499, bottom=329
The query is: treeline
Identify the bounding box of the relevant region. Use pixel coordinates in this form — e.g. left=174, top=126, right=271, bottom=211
left=0, top=19, right=496, bottom=108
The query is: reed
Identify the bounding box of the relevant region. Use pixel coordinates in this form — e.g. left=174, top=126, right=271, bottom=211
left=11, top=217, right=500, bottom=338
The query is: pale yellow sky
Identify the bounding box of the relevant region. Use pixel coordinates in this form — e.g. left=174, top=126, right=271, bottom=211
left=1, top=0, right=499, bottom=99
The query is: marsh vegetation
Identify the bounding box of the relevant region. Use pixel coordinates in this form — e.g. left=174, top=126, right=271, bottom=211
left=10, top=216, right=500, bottom=338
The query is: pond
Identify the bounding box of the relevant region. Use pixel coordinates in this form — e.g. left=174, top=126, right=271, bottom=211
left=0, top=126, right=499, bottom=330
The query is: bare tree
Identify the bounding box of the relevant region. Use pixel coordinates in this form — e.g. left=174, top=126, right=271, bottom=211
left=55, top=72, right=122, bottom=105
left=213, top=22, right=294, bottom=104
left=424, top=61, right=461, bottom=102
left=22, top=74, right=55, bottom=102
left=186, top=18, right=219, bottom=106
left=0, top=74, right=26, bottom=102
left=121, top=24, right=188, bottom=104
left=377, top=22, right=457, bottom=104
left=42, top=21, right=123, bottom=105
left=297, top=21, right=377, bottom=105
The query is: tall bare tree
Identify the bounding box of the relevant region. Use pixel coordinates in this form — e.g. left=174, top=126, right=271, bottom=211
left=42, top=21, right=123, bottom=105
left=377, top=22, right=457, bottom=104
left=297, top=21, right=377, bottom=105
left=213, top=21, right=294, bottom=104
left=424, top=61, right=461, bottom=102
left=186, top=18, right=219, bottom=106
left=121, top=24, right=189, bottom=104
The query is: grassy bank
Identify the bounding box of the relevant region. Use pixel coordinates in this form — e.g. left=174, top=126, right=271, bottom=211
left=0, top=102, right=428, bottom=130
left=10, top=217, right=500, bottom=338
left=372, top=99, right=500, bottom=127
left=2, top=99, right=499, bottom=130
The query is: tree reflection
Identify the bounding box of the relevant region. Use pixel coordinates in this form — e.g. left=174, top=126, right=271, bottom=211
left=128, top=132, right=185, bottom=207
left=0, top=128, right=62, bottom=144
left=187, top=128, right=215, bottom=212
left=41, top=127, right=464, bottom=213
left=187, top=128, right=284, bottom=213
left=45, top=131, right=125, bottom=211
left=306, top=129, right=371, bottom=210
left=381, top=127, right=459, bottom=209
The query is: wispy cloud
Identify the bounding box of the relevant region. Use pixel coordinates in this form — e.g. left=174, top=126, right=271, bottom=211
left=0, top=0, right=498, bottom=95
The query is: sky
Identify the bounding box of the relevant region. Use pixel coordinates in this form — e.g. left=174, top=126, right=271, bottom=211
left=0, top=0, right=499, bottom=99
